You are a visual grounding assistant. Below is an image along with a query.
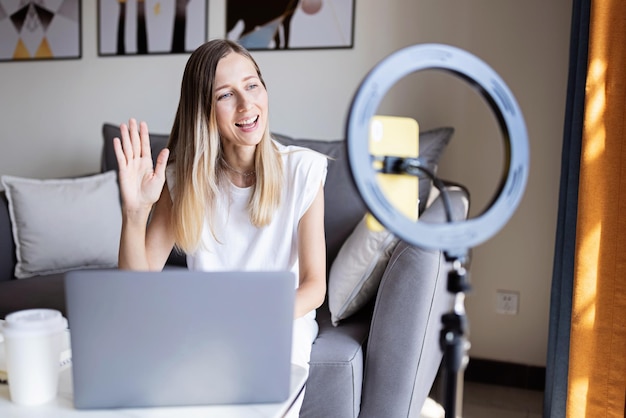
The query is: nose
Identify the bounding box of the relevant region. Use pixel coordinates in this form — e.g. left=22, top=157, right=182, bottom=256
left=237, top=96, right=252, bottom=112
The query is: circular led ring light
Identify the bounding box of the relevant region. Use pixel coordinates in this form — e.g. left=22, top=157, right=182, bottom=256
left=346, top=43, right=529, bottom=251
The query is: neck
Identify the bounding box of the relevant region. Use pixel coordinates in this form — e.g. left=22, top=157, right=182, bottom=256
left=221, top=157, right=255, bottom=177
left=221, top=158, right=256, bottom=188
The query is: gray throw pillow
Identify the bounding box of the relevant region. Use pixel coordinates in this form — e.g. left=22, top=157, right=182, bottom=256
left=1, top=171, right=122, bottom=278
left=328, top=215, right=399, bottom=326
left=327, top=184, right=469, bottom=325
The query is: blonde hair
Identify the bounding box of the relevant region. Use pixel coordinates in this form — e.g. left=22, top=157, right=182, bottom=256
left=167, top=39, right=283, bottom=253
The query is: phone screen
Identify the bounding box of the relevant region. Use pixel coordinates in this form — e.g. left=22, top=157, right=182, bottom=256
left=367, top=115, right=419, bottom=231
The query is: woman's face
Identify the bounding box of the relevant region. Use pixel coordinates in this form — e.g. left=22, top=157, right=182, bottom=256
left=213, top=52, right=268, bottom=149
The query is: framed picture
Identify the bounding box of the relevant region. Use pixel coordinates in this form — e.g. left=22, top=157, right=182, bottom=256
left=226, top=0, right=355, bottom=51
left=0, top=0, right=81, bottom=62
left=98, top=0, right=207, bottom=56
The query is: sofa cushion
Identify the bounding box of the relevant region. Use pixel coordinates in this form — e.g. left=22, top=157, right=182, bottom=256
left=301, top=302, right=370, bottom=418
left=273, top=127, right=453, bottom=265
left=416, top=127, right=454, bottom=213
left=0, top=172, right=122, bottom=279
left=327, top=216, right=399, bottom=326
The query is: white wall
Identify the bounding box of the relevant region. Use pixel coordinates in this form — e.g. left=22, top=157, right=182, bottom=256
left=0, top=1, right=571, bottom=367
left=411, top=1, right=572, bottom=367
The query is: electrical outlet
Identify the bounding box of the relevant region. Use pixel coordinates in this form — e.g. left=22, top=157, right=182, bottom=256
left=496, top=290, right=519, bottom=315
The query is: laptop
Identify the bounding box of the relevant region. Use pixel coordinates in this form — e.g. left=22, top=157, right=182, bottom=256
left=64, top=269, right=295, bottom=409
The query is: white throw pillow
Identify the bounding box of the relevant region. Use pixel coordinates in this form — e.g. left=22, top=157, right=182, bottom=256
left=328, top=215, right=399, bottom=326
left=1, top=171, right=122, bottom=278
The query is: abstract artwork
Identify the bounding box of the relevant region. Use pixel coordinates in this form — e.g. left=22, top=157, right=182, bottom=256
left=98, top=0, right=206, bottom=56
left=226, top=0, right=354, bottom=51
left=0, top=0, right=81, bottom=62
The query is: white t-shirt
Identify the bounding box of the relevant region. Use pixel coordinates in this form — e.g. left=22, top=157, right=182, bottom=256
left=166, top=141, right=327, bottom=286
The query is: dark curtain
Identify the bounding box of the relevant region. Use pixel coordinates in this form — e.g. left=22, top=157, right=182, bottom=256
left=544, top=1, right=590, bottom=417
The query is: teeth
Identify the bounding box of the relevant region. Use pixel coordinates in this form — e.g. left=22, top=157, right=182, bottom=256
left=237, top=116, right=257, bottom=126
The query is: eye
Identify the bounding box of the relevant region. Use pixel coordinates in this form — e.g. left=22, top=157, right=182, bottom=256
left=217, top=92, right=232, bottom=101
left=247, top=83, right=259, bottom=91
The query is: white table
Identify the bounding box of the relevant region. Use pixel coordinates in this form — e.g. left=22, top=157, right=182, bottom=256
left=0, top=365, right=307, bottom=418
left=0, top=321, right=307, bottom=418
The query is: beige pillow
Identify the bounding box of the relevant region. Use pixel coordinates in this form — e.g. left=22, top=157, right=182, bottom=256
left=328, top=216, right=399, bottom=326
left=1, top=171, right=122, bottom=278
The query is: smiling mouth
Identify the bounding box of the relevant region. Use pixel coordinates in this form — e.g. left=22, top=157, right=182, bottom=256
left=235, top=116, right=259, bottom=128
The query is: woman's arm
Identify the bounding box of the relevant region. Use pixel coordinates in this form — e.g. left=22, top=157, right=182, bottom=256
left=118, top=186, right=176, bottom=271
left=114, top=119, right=175, bottom=271
left=295, top=184, right=327, bottom=318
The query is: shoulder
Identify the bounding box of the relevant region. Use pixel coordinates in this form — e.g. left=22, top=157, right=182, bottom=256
left=273, top=140, right=327, bottom=189
left=274, top=140, right=328, bottom=168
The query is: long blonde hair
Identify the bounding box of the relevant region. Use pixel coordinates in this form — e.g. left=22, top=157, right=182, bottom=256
left=167, top=39, right=283, bottom=253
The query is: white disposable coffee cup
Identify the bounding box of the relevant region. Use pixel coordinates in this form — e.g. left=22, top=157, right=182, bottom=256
left=1, top=309, right=68, bottom=406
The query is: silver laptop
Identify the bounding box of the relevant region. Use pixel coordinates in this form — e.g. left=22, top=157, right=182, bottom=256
left=64, top=269, right=295, bottom=409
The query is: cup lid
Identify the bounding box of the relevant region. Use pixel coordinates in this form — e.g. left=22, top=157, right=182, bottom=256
left=2, top=309, right=68, bottom=337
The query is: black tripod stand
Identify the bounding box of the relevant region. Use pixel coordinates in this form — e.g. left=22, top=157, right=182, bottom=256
left=440, top=250, right=471, bottom=418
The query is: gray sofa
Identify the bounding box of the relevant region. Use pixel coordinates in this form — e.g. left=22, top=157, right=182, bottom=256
left=0, top=123, right=468, bottom=417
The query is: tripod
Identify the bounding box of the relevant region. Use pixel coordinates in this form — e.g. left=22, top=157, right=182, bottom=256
left=440, top=250, right=471, bottom=418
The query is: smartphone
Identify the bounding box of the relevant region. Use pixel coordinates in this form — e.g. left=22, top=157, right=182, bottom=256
left=367, top=115, right=420, bottom=231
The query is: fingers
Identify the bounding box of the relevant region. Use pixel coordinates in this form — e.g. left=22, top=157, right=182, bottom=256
left=139, top=121, right=152, bottom=162
left=115, top=118, right=152, bottom=167
left=129, top=118, right=141, bottom=160
left=116, top=121, right=133, bottom=164
left=154, top=148, right=170, bottom=179
left=112, top=137, right=128, bottom=171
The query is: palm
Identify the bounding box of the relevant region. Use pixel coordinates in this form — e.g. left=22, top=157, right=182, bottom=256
left=113, top=120, right=169, bottom=214
left=119, top=154, right=162, bottom=209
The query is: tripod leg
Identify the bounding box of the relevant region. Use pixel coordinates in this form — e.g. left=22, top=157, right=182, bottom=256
left=443, top=367, right=458, bottom=418
left=442, top=327, right=471, bottom=418
left=440, top=267, right=471, bottom=418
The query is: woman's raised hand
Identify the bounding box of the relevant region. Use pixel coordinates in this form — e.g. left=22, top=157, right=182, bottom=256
left=113, top=119, right=170, bottom=218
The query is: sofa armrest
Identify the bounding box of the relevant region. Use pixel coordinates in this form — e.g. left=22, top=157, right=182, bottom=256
left=358, top=185, right=469, bottom=418
left=359, top=241, right=451, bottom=418
left=301, top=302, right=370, bottom=418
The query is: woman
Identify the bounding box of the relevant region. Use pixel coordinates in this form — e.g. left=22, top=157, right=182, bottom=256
left=113, top=39, right=327, bottom=415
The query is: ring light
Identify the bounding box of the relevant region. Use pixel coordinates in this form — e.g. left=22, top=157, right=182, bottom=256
left=346, top=43, right=529, bottom=251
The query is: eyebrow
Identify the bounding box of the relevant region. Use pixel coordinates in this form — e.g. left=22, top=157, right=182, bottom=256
left=214, top=75, right=259, bottom=93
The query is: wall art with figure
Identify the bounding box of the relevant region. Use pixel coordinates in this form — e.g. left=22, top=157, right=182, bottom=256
left=98, top=0, right=206, bottom=56
left=226, top=0, right=354, bottom=50
left=0, top=0, right=81, bottom=62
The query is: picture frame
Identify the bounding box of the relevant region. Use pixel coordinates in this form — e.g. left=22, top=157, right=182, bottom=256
left=0, top=0, right=82, bottom=62
left=98, top=0, right=207, bottom=56
left=226, top=0, right=355, bottom=51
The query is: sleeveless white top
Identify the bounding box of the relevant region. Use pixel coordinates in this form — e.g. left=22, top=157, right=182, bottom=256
left=166, top=141, right=327, bottom=289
